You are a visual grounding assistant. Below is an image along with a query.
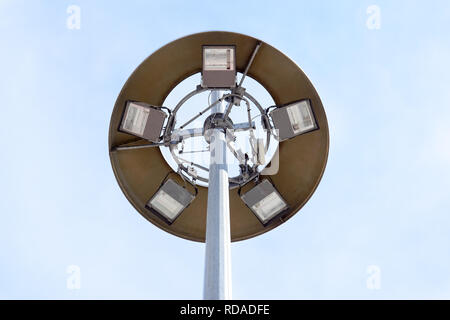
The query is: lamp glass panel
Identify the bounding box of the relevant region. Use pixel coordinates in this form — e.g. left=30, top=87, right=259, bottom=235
left=150, top=190, right=184, bottom=221
left=251, top=191, right=287, bottom=223
left=286, top=101, right=315, bottom=134
left=123, top=102, right=150, bottom=136
left=204, top=48, right=234, bottom=71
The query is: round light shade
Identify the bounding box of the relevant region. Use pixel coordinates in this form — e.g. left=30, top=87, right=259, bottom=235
left=109, top=31, right=329, bottom=242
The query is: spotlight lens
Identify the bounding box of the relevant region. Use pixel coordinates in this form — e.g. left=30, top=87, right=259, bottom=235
left=286, top=101, right=315, bottom=134
left=150, top=189, right=185, bottom=221
left=122, top=102, right=150, bottom=136
left=251, top=191, right=287, bottom=223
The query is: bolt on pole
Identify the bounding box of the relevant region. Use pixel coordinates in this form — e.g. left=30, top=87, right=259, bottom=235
left=203, top=90, right=232, bottom=300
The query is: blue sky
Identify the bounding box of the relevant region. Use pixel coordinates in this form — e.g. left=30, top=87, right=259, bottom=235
left=1, top=0, right=450, bottom=299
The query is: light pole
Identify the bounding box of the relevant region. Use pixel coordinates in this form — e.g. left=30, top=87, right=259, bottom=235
left=108, top=31, right=329, bottom=300
left=204, top=90, right=232, bottom=299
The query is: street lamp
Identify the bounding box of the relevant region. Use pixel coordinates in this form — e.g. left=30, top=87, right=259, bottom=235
left=240, top=179, right=289, bottom=226
left=202, top=45, right=236, bottom=88
left=146, top=178, right=197, bottom=225
left=119, top=100, right=167, bottom=142
left=269, top=99, right=318, bottom=141
left=108, top=31, right=329, bottom=300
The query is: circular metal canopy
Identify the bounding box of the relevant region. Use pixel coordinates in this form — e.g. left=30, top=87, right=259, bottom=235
left=109, top=31, right=329, bottom=242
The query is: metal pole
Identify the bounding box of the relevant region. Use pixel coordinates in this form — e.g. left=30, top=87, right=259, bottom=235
left=203, top=90, right=232, bottom=300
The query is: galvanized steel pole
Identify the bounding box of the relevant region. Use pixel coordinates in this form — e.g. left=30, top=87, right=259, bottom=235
left=203, top=90, right=232, bottom=300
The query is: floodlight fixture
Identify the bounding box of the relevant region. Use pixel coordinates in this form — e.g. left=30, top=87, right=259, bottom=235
left=240, top=179, right=289, bottom=225
left=269, top=99, right=318, bottom=141
left=202, top=45, right=236, bottom=88
left=119, top=100, right=167, bottom=142
left=145, top=178, right=196, bottom=224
